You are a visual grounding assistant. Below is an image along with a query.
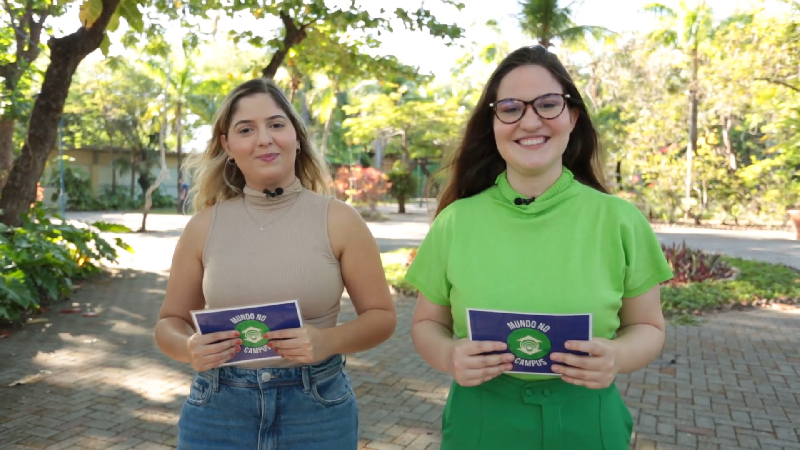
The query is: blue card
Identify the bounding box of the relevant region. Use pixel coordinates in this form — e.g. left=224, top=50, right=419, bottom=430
left=190, top=300, right=303, bottom=366
left=466, top=309, right=592, bottom=375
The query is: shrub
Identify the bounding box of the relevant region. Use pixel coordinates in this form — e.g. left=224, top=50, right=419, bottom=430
left=661, top=241, right=734, bottom=284
left=333, top=165, right=388, bottom=211
left=0, top=204, right=132, bottom=324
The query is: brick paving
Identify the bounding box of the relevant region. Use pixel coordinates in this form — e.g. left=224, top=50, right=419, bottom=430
left=1, top=212, right=799, bottom=449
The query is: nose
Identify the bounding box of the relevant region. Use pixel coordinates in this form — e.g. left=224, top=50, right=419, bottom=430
left=519, top=104, right=543, bottom=129
left=256, top=126, right=273, bottom=146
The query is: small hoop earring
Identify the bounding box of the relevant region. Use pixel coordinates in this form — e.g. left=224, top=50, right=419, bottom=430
left=296, top=148, right=300, bottom=154
left=227, top=157, right=235, bottom=165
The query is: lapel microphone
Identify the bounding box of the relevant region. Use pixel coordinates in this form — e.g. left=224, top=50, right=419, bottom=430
left=514, top=197, right=535, bottom=206
left=263, top=187, right=284, bottom=198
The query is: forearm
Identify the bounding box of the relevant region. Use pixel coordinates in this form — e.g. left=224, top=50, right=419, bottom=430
left=322, top=308, right=396, bottom=356
left=154, top=317, right=195, bottom=364
left=411, top=320, right=455, bottom=375
left=611, top=324, right=665, bottom=373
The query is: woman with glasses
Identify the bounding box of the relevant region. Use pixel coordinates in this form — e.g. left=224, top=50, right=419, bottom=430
left=404, top=45, right=673, bottom=449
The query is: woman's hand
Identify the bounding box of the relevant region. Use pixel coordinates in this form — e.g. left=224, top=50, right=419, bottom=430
left=265, top=325, right=333, bottom=365
left=186, top=330, right=241, bottom=371
left=550, top=338, right=618, bottom=389
left=447, top=339, right=515, bottom=387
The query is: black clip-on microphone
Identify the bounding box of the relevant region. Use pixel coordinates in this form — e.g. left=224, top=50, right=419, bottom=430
left=263, top=187, right=284, bottom=198
left=514, top=197, right=535, bottom=206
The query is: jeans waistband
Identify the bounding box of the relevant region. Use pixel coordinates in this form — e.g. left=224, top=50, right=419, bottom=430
left=198, top=354, right=345, bottom=390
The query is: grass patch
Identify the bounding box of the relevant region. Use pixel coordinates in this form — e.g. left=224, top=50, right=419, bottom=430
left=381, top=247, right=418, bottom=297
left=662, top=256, right=800, bottom=316
left=380, top=248, right=800, bottom=321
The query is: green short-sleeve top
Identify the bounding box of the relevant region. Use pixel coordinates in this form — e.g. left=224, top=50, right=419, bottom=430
left=404, top=168, right=674, bottom=381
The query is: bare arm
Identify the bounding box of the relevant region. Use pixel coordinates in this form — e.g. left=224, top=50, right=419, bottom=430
left=611, top=285, right=666, bottom=373
left=411, top=294, right=456, bottom=374
left=320, top=200, right=396, bottom=354
left=412, top=293, right=513, bottom=386
left=154, top=208, right=239, bottom=369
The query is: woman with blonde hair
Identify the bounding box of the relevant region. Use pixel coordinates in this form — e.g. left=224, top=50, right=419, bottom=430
left=155, top=78, right=396, bottom=449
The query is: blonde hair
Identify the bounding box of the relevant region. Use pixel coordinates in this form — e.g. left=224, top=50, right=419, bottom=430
left=184, top=78, right=333, bottom=212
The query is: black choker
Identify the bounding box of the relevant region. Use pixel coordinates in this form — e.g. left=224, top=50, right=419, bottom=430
left=263, top=187, right=284, bottom=198
left=514, top=196, right=535, bottom=206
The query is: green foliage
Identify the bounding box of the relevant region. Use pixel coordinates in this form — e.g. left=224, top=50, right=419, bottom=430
left=387, top=161, right=417, bottom=198
left=661, top=257, right=800, bottom=315
left=380, top=247, right=419, bottom=297
left=0, top=204, right=131, bottom=324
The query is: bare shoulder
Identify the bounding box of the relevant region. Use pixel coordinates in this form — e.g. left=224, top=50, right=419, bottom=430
left=327, top=199, right=371, bottom=258
left=178, top=206, right=215, bottom=259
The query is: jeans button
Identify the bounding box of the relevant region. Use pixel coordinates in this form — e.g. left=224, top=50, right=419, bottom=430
left=261, top=372, right=272, bottom=382
left=543, top=389, right=551, bottom=397
left=524, top=388, right=533, bottom=396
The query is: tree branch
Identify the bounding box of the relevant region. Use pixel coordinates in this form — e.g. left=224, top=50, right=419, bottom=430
left=757, top=77, right=800, bottom=93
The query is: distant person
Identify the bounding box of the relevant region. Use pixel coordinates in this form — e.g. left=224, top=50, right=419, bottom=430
left=154, top=78, right=396, bottom=449
left=178, top=179, right=189, bottom=214
left=404, top=45, right=674, bottom=450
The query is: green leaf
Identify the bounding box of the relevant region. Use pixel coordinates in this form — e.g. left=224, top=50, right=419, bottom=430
left=79, top=0, right=104, bottom=29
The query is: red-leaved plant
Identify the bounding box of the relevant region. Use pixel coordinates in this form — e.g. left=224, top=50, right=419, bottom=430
left=333, top=166, right=389, bottom=211
left=661, top=241, right=734, bottom=285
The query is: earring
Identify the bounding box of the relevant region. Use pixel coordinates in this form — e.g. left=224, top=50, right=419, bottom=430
left=296, top=147, right=300, bottom=154
left=227, top=157, right=235, bottom=164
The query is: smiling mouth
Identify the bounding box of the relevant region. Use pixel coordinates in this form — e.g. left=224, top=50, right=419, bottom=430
left=516, top=137, right=549, bottom=146
left=258, top=153, right=279, bottom=161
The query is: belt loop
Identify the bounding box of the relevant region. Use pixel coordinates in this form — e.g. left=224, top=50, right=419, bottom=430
left=210, top=368, right=220, bottom=392
left=301, top=366, right=311, bottom=393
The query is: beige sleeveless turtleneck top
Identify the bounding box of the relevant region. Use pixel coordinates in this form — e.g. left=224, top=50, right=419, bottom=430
left=201, top=178, right=344, bottom=368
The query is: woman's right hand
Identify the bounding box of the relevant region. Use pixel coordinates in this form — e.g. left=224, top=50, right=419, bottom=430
left=186, top=331, right=241, bottom=371
left=447, top=339, right=515, bottom=387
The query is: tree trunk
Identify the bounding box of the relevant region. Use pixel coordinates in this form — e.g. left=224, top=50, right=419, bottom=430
left=684, top=44, right=699, bottom=221
left=397, top=193, right=406, bottom=214
left=0, top=0, right=121, bottom=226
left=722, top=111, right=736, bottom=171
left=175, top=101, right=183, bottom=213
left=0, top=118, right=15, bottom=192
left=261, top=11, right=307, bottom=78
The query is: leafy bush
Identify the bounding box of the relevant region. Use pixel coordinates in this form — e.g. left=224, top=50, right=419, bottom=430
left=661, top=241, right=734, bottom=284
left=0, top=205, right=132, bottom=324
left=333, top=165, right=388, bottom=211
left=661, top=257, right=800, bottom=314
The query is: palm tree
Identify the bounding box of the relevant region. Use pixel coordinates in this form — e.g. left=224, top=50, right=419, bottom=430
left=644, top=1, right=714, bottom=220
left=517, top=0, right=614, bottom=49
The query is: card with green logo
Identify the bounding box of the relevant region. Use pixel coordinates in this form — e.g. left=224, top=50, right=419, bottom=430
left=466, top=309, right=592, bottom=375
left=190, top=300, right=303, bottom=366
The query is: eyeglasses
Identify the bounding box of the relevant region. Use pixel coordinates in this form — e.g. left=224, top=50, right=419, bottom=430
left=489, top=93, right=571, bottom=124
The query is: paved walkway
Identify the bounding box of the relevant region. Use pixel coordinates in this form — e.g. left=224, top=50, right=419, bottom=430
left=0, top=211, right=799, bottom=449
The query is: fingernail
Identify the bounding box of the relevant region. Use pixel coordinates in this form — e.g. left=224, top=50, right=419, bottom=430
left=551, top=354, right=560, bottom=362
left=236, top=339, right=242, bottom=345
left=234, top=332, right=240, bottom=337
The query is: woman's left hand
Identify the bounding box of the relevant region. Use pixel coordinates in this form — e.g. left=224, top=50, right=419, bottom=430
left=550, top=338, right=618, bottom=389
left=264, top=325, right=332, bottom=365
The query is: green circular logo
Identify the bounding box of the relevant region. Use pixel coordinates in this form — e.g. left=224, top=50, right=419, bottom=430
left=507, top=328, right=551, bottom=360
left=235, top=320, right=270, bottom=348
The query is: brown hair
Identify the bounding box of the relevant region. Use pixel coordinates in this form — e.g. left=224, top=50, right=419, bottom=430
left=435, top=45, right=607, bottom=217
left=184, top=78, right=332, bottom=212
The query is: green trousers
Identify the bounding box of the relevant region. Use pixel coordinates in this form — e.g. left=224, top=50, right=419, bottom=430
left=440, top=376, right=633, bottom=450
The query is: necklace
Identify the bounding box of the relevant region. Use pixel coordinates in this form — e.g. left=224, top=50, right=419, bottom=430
left=241, top=193, right=301, bottom=231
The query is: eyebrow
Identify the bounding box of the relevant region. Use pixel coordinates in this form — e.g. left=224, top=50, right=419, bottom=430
left=232, top=114, right=287, bottom=128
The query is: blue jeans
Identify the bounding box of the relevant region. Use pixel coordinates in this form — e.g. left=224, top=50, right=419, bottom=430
left=177, top=354, right=358, bottom=449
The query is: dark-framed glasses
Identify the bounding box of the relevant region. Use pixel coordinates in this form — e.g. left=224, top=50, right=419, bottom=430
left=489, top=93, right=571, bottom=124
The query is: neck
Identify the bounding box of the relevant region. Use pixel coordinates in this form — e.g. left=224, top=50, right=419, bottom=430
left=245, top=174, right=298, bottom=194
left=506, top=164, right=563, bottom=199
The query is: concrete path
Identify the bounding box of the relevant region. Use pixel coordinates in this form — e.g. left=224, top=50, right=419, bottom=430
left=0, top=209, right=798, bottom=450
